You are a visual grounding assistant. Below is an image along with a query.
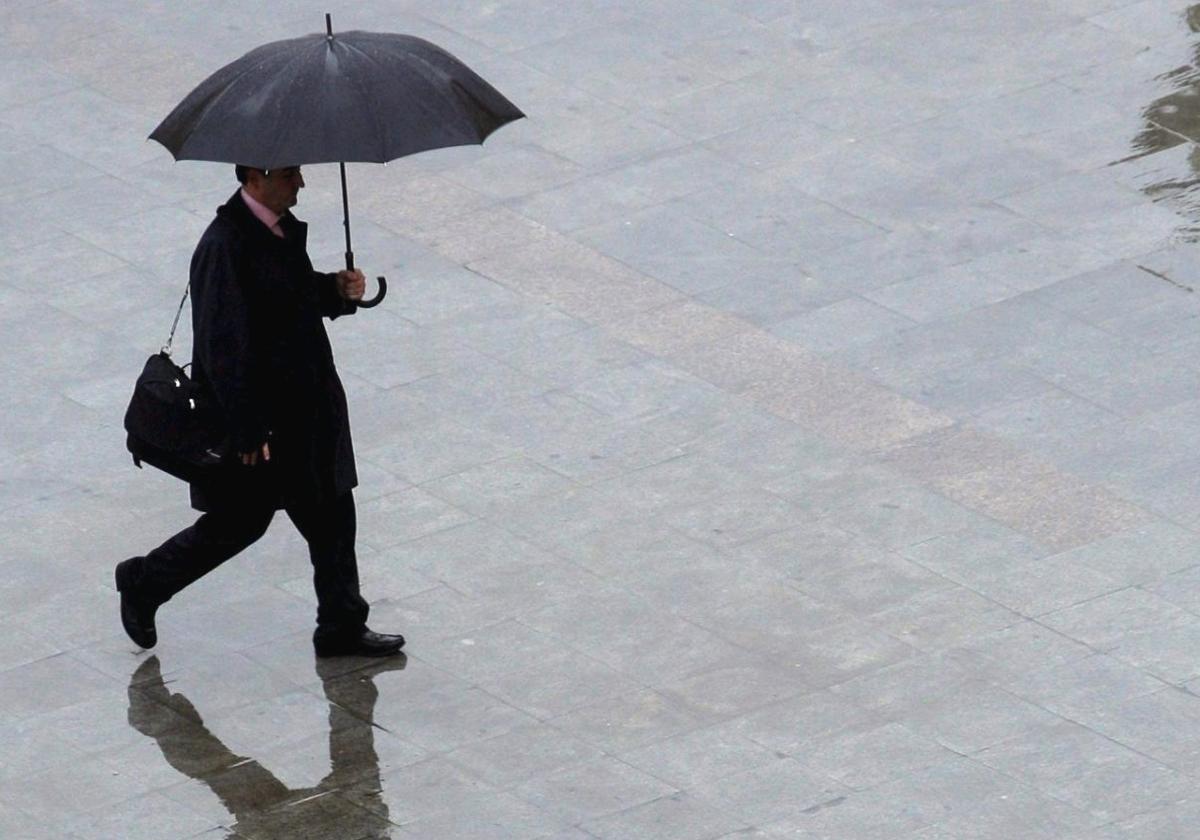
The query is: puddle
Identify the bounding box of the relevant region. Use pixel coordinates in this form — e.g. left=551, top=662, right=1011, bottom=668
left=1118, top=5, right=1200, bottom=241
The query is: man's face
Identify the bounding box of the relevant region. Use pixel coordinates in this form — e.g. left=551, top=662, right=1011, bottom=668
left=249, top=166, right=304, bottom=214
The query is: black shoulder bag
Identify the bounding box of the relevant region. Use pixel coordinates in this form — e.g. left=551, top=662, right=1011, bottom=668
left=123, top=283, right=229, bottom=482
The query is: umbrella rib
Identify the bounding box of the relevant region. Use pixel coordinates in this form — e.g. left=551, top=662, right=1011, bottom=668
left=339, top=36, right=479, bottom=150
left=334, top=38, right=392, bottom=161
left=183, top=52, right=294, bottom=156
left=259, top=41, right=329, bottom=167
left=395, top=48, right=506, bottom=140
left=185, top=39, right=320, bottom=166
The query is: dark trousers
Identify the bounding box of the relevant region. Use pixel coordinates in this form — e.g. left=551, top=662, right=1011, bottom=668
left=129, top=491, right=369, bottom=644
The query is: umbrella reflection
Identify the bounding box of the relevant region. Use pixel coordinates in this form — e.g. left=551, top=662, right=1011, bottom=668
left=126, top=655, right=405, bottom=839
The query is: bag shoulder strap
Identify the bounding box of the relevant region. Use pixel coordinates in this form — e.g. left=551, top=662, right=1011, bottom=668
left=163, top=281, right=191, bottom=356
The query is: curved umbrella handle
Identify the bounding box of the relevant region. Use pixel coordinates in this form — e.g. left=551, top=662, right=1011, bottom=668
left=357, top=276, right=387, bottom=308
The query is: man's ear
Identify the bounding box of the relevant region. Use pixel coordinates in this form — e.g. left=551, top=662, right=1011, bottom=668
left=243, top=167, right=266, bottom=189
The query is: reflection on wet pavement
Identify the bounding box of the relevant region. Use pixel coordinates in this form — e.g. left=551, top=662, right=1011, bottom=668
left=127, top=656, right=403, bottom=839
left=1122, top=4, right=1200, bottom=238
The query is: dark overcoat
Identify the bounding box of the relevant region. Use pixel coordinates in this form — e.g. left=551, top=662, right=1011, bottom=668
left=188, top=190, right=358, bottom=512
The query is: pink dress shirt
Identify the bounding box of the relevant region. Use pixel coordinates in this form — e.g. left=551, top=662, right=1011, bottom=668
left=240, top=188, right=285, bottom=238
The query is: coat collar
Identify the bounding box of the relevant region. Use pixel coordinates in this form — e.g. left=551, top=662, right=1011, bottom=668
left=218, top=190, right=308, bottom=248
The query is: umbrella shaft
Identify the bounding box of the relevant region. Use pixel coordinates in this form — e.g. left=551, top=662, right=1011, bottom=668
left=340, top=161, right=354, bottom=271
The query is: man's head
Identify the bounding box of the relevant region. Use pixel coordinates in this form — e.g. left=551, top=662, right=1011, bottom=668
left=236, top=165, right=304, bottom=214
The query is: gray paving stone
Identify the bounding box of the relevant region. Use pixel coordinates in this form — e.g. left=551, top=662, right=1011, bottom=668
left=445, top=723, right=602, bottom=789
left=769, top=468, right=985, bottom=551
left=732, top=517, right=892, bottom=583
left=945, top=619, right=1099, bottom=691
left=355, top=487, right=476, bottom=550
left=697, top=587, right=914, bottom=691
left=548, top=688, right=716, bottom=755
left=693, top=757, right=850, bottom=827
left=676, top=406, right=852, bottom=483
left=421, top=455, right=578, bottom=518
left=365, top=585, right=514, bottom=643
left=358, top=414, right=516, bottom=485
left=692, top=268, right=846, bottom=329
left=480, top=485, right=649, bottom=558
left=656, top=488, right=806, bottom=549
left=601, top=300, right=752, bottom=359
left=582, top=791, right=751, bottom=840
left=0, top=800, right=74, bottom=840
left=862, top=265, right=1023, bottom=323
left=468, top=234, right=683, bottom=323
left=354, top=168, right=495, bottom=236
left=505, top=17, right=661, bottom=80
left=486, top=323, right=653, bottom=389
left=790, top=552, right=958, bottom=619
left=657, top=654, right=818, bottom=719
left=1064, top=685, right=1200, bottom=776
left=332, top=316, right=483, bottom=392
left=970, top=387, right=1124, bottom=464
left=737, top=694, right=880, bottom=764
left=1003, top=652, right=1168, bottom=718
left=1111, top=800, right=1200, bottom=840
left=873, top=425, right=1154, bottom=552
left=767, top=295, right=918, bottom=354
left=1040, top=587, right=1200, bottom=682
left=575, top=53, right=728, bottom=112
left=442, top=144, right=586, bottom=202
left=620, top=720, right=780, bottom=788
left=795, top=720, right=960, bottom=792
left=827, top=175, right=972, bottom=235
left=520, top=585, right=754, bottom=685
left=506, top=173, right=658, bottom=233
left=628, top=383, right=778, bottom=451
left=471, top=393, right=686, bottom=484
left=673, top=174, right=885, bottom=263
left=395, top=792, right=570, bottom=840
left=699, top=114, right=842, bottom=172
left=1049, top=519, right=1200, bottom=588
left=993, top=170, right=1142, bottom=231
left=534, top=102, right=691, bottom=172
left=973, top=718, right=1194, bottom=823
left=960, top=553, right=1126, bottom=618
left=582, top=213, right=769, bottom=297
left=866, top=587, right=1025, bottom=654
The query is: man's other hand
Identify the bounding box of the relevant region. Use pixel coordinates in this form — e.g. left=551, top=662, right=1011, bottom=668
left=240, top=442, right=271, bottom=466
left=336, top=269, right=366, bottom=301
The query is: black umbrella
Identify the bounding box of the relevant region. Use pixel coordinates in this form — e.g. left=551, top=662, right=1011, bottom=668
left=150, top=14, right=524, bottom=307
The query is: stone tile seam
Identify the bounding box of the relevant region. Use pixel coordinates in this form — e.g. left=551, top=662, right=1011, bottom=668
left=967, top=701, right=1198, bottom=810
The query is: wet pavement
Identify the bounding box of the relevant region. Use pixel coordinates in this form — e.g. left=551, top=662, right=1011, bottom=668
left=6, top=0, right=1200, bottom=837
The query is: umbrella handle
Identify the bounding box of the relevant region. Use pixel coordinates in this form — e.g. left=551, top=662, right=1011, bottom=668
left=357, top=276, right=387, bottom=308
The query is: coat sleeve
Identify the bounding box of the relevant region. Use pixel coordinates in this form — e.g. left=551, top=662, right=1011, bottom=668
left=190, top=230, right=269, bottom=454
left=316, top=271, right=358, bottom=320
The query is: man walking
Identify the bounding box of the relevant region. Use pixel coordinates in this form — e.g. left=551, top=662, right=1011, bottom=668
left=115, top=165, right=404, bottom=658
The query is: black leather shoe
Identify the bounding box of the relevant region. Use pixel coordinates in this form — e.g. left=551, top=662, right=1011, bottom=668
left=314, top=629, right=405, bottom=658
left=115, top=558, right=158, bottom=650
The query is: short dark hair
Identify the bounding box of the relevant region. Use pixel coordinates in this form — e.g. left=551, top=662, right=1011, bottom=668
left=235, top=164, right=251, bottom=184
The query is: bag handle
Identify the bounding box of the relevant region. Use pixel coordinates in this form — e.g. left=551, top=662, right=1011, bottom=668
left=163, top=281, right=190, bottom=356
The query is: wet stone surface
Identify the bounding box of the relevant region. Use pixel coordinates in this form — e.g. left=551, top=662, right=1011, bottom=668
left=6, top=0, right=1200, bottom=838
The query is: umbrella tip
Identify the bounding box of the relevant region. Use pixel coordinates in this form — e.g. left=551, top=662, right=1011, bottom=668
left=325, top=12, right=333, bottom=37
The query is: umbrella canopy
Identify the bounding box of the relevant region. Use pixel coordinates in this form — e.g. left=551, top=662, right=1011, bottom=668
left=150, top=27, right=524, bottom=169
